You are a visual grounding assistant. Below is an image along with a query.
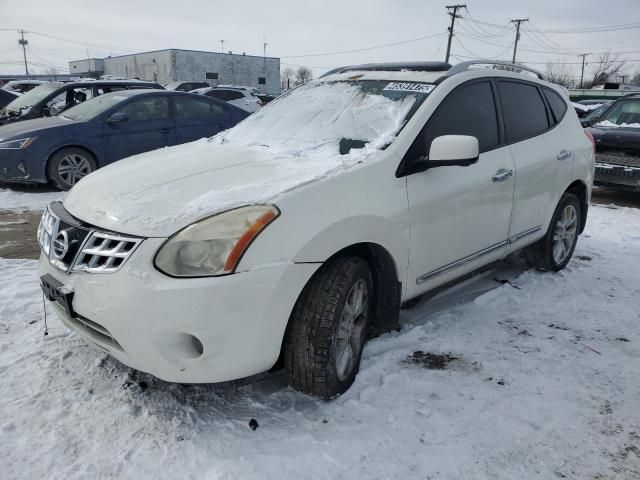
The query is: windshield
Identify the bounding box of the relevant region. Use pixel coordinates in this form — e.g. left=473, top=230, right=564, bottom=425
left=585, top=103, right=609, bottom=122
left=215, top=80, right=432, bottom=155
left=4, top=83, right=62, bottom=113
left=60, top=93, right=131, bottom=121
left=596, top=100, right=640, bottom=127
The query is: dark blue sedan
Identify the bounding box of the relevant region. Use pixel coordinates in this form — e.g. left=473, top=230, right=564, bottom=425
left=0, top=89, right=249, bottom=190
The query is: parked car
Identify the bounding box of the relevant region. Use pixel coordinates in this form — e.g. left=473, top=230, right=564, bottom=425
left=0, top=89, right=248, bottom=190
left=0, top=80, right=163, bottom=126
left=579, top=102, right=612, bottom=127
left=164, top=81, right=210, bottom=92
left=1, top=80, right=48, bottom=95
left=257, top=93, right=277, bottom=105
left=37, top=60, right=593, bottom=399
left=191, top=86, right=263, bottom=112
left=587, top=94, right=640, bottom=191
left=0, top=89, right=18, bottom=109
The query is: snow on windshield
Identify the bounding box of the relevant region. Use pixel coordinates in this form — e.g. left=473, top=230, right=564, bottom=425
left=213, top=81, right=419, bottom=155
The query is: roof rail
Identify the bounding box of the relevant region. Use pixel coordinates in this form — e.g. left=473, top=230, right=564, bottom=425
left=442, top=60, right=546, bottom=81
left=320, top=62, right=452, bottom=78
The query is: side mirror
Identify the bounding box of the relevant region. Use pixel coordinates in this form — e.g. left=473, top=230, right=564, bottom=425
left=42, top=107, right=51, bottom=117
left=428, top=135, right=479, bottom=167
left=107, top=112, right=129, bottom=124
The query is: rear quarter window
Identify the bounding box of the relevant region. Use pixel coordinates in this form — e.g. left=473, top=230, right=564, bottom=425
left=543, top=88, right=568, bottom=124
left=498, top=81, right=550, bottom=143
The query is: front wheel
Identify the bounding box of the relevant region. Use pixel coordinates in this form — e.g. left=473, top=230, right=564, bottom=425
left=47, top=147, right=97, bottom=191
left=283, top=256, right=372, bottom=399
left=526, top=192, right=581, bottom=271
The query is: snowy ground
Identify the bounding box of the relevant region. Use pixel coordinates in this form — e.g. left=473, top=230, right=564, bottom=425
left=0, top=183, right=63, bottom=211
left=0, top=202, right=639, bottom=479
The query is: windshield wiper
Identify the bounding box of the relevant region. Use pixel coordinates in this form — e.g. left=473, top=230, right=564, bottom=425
left=339, top=138, right=367, bottom=155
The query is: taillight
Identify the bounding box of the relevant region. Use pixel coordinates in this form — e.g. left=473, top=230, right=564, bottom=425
left=584, top=129, right=596, bottom=153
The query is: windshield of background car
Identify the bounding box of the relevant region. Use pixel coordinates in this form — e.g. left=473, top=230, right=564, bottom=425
left=216, top=80, right=433, bottom=154
left=4, top=83, right=62, bottom=113
left=597, top=100, right=640, bottom=127
left=60, top=92, right=130, bottom=121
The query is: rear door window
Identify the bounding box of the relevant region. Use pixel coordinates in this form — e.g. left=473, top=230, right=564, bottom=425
left=543, top=88, right=568, bottom=124
left=118, top=96, right=170, bottom=121
left=174, top=96, right=224, bottom=119
left=498, top=81, right=549, bottom=143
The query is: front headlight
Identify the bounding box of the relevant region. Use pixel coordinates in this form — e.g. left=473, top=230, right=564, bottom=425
left=0, top=137, right=37, bottom=149
left=37, top=206, right=56, bottom=256
left=154, top=205, right=280, bottom=277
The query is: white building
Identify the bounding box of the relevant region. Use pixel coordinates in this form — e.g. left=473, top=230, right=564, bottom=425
left=69, top=49, right=281, bottom=95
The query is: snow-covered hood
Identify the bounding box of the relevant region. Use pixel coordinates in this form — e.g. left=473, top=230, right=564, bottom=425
left=63, top=138, right=373, bottom=237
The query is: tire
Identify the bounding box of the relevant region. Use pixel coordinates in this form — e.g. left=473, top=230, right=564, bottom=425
left=46, top=147, right=97, bottom=191
left=526, top=193, right=581, bottom=271
left=283, top=256, right=373, bottom=399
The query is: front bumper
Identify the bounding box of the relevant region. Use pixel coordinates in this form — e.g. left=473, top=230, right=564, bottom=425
left=0, top=149, right=33, bottom=183
left=38, top=237, right=319, bottom=383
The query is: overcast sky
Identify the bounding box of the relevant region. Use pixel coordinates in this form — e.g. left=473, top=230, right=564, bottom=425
left=1, top=0, right=639, bottom=81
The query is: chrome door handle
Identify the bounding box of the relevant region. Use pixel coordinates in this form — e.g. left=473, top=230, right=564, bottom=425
left=557, top=149, right=572, bottom=161
left=492, top=169, right=513, bottom=183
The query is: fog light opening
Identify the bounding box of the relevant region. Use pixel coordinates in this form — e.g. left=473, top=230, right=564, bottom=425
left=190, top=334, right=204, bottom=357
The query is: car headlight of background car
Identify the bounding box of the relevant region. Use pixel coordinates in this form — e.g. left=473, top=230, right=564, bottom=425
left=0, top=137, right=37, bottom=149
left=154, top=205, right=280, bottom=277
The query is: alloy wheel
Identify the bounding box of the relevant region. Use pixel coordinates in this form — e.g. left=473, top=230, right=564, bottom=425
left=57, top=154, right=92, bottom=187
left=552, top=204, right=578, bottom=264
left=335, top=278, right=369, bottom=381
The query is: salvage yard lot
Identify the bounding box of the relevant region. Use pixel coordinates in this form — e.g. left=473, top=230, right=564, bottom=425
left=0, top=185, right=639, bottom=479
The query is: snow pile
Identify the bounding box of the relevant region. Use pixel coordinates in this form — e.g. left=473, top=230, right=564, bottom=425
left=1, top=205, right=640, bottom=479
left=0, top=185, right=62, bottom=211
left=595, top=119, right=640, bottom=128
left=573, top=102, right=605, bottom=112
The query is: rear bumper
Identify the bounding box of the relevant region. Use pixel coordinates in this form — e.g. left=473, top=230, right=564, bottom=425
left=595, top=162, right=640, bottom=190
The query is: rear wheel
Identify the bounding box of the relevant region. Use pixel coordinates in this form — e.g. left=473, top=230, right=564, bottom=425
left=47, top=147, right=96, bottom=191
left=526, top=193, right=581, bottom=271
left=283, top=256, right=372, bottom=399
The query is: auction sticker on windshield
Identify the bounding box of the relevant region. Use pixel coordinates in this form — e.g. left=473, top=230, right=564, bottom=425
left=383, top=82, right=435, bottom=94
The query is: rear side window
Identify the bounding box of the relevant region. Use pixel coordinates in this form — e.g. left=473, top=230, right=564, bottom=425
left=422, top=81, right=500, bottom=155
left=118, top=96, right=169, bottom=121
left=543, top=88, right=568, bottom=124
left=174, top=96, right=224, bottom=119
left=498, top=81, right=549, bottom=143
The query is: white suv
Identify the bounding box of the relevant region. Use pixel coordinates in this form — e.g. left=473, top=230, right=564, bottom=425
left=191, top=85, right=264, bottom=112
left=38, top=61, right=595, bottom=399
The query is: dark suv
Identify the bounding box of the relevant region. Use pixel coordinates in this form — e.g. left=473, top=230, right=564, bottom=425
left=0, top=80, right=163, bottom=125
left=587, top=94, right=640, bottom=191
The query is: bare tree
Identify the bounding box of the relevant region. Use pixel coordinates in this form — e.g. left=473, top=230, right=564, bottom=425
left=294, top=66, right=313, bottom=86
left=631, top=70, right=640, bottom=85
left=281, top=66, right=295, bottom=90
left=586, top=53, right=626, bottom=88
left=544, top=62, right=575, bottom=89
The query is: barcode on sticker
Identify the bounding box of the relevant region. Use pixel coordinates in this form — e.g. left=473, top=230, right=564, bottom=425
left=383, top=82, right=435, bottom=94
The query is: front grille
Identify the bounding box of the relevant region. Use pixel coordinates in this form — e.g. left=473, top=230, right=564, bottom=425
left=74, top=232, right=141, bottom=273
left=38, top=202, right=143, bottom=274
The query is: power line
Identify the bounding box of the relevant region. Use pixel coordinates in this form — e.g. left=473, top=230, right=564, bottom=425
left=281, top=31, right=446, bottom=59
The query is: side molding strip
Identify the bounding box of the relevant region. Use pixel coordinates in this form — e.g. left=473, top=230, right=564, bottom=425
left=415, top=225, right=543, bottom=285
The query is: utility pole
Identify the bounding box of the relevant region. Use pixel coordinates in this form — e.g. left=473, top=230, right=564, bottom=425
left=18, top=30, right=29, bottom=76
left=578, top=53, right=589, bottom=88
left=444, top=4, right=466, bottom=64
left=220, top=40, right=224, bottom=53
left=510, top=18, right=528, bottom=64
